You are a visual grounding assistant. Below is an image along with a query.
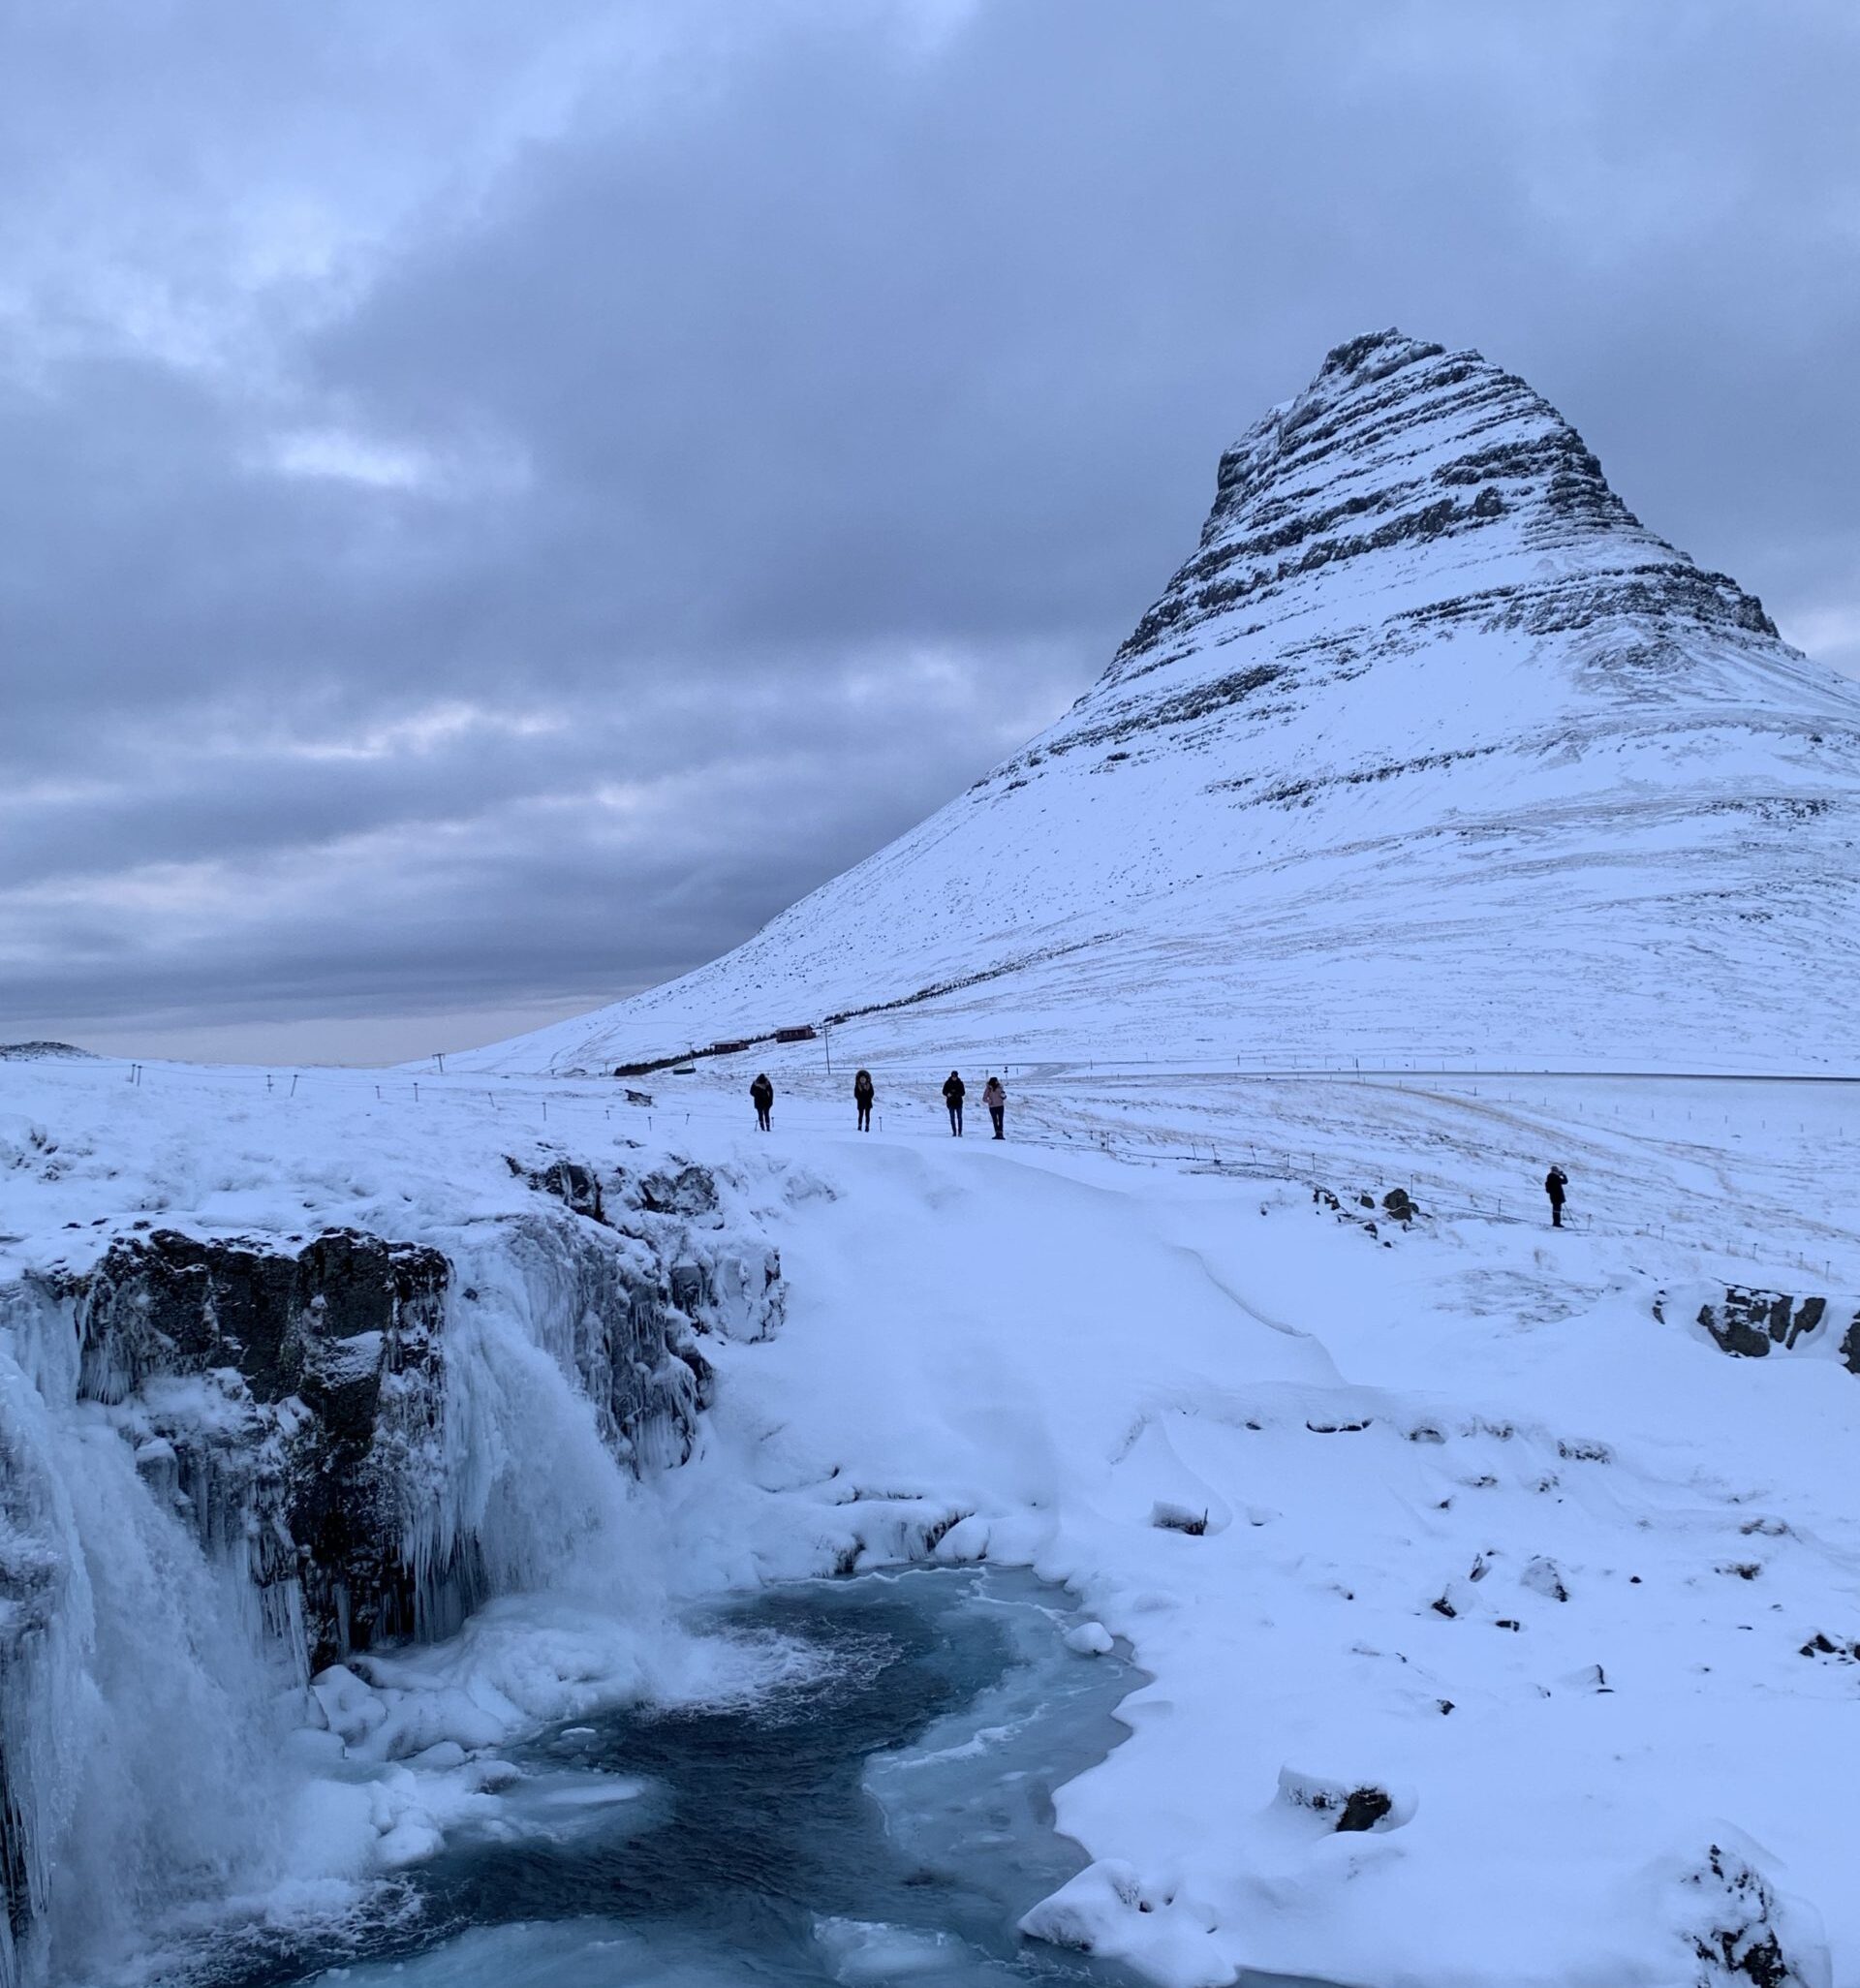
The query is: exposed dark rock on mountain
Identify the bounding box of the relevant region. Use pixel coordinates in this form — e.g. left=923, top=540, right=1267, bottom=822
left=1107, top=331, right=1777, bottom=683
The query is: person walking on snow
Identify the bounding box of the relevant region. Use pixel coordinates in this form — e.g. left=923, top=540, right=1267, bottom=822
left=751, top=1072, right=774, bottom=1132
left=1544, top=1165, right=1568, bottom=1227
left=943, top=1071, right=966, bottom=1136
left=982, top=1074, right=1007, bottom=1140
left=853, top=1069, right=875, bottom=1132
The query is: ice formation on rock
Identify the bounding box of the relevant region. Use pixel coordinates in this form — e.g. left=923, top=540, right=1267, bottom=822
left=0, top=1157, right=781, bottom=1986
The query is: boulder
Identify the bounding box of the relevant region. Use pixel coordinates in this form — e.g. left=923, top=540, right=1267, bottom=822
left=529, top=1158, right=606, bottom=1223
left=1696, top=1287, right=1838, bottom=1360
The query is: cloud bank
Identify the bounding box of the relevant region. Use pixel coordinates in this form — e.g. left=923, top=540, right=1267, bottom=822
left=3, top=0, right=1855, bottom=1061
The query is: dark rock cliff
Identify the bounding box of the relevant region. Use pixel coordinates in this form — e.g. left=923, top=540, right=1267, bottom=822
left=4, top=1154, right=777, bottom=1670
left=1105, top=328, right=1777, bottom=692
left=63, top=1226, right=452, bottom=1668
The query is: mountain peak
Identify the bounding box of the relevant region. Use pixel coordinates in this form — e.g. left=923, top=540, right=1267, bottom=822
left=1315, top=326, right=1445, bottom=383
left=465, top=331, right=1860, bottom=1079
left=1104, top=329, right=1774, bottom=691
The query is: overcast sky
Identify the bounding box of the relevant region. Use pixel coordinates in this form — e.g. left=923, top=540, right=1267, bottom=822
left=3, top=1, right=1856, bottom=1064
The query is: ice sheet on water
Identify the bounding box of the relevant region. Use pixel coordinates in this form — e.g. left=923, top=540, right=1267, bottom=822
left=813, top=1916, right=971, bottom=1983
left=292, top=1917, right=770, bottom=1988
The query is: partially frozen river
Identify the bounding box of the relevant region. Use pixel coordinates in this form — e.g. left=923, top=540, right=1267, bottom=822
left=217, top=1569, right=1146, bottom=1988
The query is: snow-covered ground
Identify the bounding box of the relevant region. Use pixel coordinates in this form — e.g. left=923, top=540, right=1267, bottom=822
left=5, top=1050, right=1858, bottom=1987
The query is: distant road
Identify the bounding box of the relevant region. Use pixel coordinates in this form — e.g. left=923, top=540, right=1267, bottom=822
left=1126, top=1067, right=1860, bottom=1086
left=906, top=1062, right=1860, bottom=1087
left=564, top=1058, right=1860, bottom=1089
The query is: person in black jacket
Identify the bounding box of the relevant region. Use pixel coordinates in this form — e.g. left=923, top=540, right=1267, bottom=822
left=853, top=1069, right=875, bottom=1132
left=943, top=1071, right=965, bottom=1136
left=751, top=1072, right=774, bottom=1132
left=1544, top=1165, right=1567, bottom=1227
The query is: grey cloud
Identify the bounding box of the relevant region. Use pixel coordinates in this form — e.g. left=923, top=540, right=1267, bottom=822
left=2, top=0, right=1856, bottom=1059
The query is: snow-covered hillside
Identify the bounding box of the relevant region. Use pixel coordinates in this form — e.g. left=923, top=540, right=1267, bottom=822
left=465, top=329, right=1860, bottom=1078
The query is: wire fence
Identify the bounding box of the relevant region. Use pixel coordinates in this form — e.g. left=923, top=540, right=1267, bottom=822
left=10, top=1054, right=1851, bottom=1289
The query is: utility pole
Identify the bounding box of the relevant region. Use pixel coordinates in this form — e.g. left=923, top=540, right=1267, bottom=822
left=822, top=1021, right=832, bottom=1076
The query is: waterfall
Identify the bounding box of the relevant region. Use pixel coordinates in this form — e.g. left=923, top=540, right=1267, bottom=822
left=1, top=1311, right=286, bottom=1988
left=0, top=1180, right=779, bottom=1986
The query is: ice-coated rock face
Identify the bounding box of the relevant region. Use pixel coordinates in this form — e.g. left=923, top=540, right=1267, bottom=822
left=65, top=1226, right=451, bottom=1666
left=464, top=327, right=1860, bottom=1078
left=0, top=1159, right=781, bottom=1984
left=20, top=1182, right=744, bottom=1673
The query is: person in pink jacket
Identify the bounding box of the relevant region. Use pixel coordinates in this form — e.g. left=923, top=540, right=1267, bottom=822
left=982, top=1075, right=1007, bottom=1139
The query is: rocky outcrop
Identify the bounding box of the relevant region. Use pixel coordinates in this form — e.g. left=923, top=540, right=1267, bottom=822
left=1275, top=1765, right=1410, bottom=1834
left=0, top=1152, right=784, bottom=1984
left=64, top=1227, right=449, bottom=1666
left=4, top=1156, right=778, bottom=1676
left=524, top=1156, right=606, bottom=1223
left=1690, top=1286, right=1854, bottom=1365
left=1682, top=1844, right=1817, bottom=1988
left=1104, top=330, right=1776, bottom=691
left=1313, top=1184, right=1423, bottom=1245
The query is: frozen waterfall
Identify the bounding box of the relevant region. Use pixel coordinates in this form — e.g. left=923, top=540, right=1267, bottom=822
left=0, top=1177, right=780, bottom=1986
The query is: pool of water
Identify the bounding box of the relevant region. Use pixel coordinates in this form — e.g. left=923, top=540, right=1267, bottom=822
left=217, top=1568, right=1146, bottom=1988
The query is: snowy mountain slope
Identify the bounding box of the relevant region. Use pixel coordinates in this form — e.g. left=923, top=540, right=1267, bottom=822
left=466, top=330, right=1860, bottom=1076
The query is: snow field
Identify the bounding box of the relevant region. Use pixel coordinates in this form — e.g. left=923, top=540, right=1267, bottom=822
left=4, top=1054, right=1859, bottom=1987
left=641, top=1083, right=1860, bottom=1986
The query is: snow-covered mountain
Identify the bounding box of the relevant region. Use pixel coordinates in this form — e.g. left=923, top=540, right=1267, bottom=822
left=474, top=329, right=1860, bottom=1074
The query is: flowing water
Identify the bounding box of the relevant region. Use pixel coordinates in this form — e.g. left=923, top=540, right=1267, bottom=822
left=203, top=1569, right=1144, bottom=1988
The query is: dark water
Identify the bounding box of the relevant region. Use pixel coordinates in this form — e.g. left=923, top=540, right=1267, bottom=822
left=226, top=1569, right=1146, bottom=1988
